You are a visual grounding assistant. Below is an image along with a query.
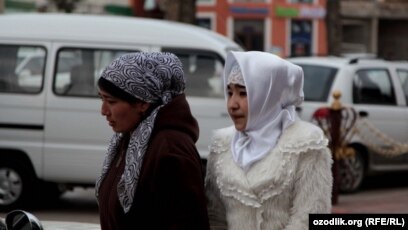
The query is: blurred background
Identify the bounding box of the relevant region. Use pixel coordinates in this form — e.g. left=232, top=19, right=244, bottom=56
left=0, top=0, right=407, bottom=226
left=1, top=0, right=407, bottom=60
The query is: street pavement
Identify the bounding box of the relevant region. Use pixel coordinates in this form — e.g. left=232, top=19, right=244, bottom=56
left=332, top=171, right=408, bottom=214
left=1, top=172, right=407, bottom=224
left=333, top=187, right=408, bottom=213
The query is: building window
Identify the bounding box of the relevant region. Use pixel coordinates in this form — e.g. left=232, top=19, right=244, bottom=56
left=233, top=0, right=267, bottom=2
left=234, top=19, right=265, bottom=51
left=197, top=18, right=212, bottom=30
left=342, top=21, right=369, bottom=54
left=288, top=0, right=314, bottom=3
left=290, top=20, right=312, bottom=57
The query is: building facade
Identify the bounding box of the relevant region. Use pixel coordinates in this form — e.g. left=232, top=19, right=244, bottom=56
left=3, top=0, right=408, bottom=60
left=340, top=0, right=408, bottom=60
left=196, top=0, right=327, bottom=58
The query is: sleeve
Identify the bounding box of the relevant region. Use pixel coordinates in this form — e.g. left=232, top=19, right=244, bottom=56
left=205, top=149, right=228, bottom=230
left=284, top=147, right=333, bottom=230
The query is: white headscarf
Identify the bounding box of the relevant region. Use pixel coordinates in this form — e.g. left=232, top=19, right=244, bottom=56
left=224, top=51, right=304, bottom=171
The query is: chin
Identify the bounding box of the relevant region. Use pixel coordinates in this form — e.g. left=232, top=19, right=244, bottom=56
left=111, top=127, right=121, bottom=133
left=234, top=125, right=245, bottom=132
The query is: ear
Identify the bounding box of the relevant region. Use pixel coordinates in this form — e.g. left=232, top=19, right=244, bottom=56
left=137, top=101, right=151, bottom=113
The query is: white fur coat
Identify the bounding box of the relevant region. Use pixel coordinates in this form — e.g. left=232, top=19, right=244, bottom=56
left=205, top=120, right=333, bottom=230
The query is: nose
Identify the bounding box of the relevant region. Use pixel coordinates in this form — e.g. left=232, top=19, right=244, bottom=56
left=101, top=101, right=109, bottom=116
left=227, top=94, right=239, bottom=111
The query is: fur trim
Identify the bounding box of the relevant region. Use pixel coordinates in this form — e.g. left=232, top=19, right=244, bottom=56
left=206, top=121, right=333, bottom=229
left=208, top=120, right=330, bottom=207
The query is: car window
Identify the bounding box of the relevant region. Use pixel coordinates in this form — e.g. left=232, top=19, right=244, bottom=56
left=296, top=64, right=337, bottom=102
left=0, top=45, right=46, bottom=94
left=54, top=48, right=137, bottom=97
left=353, top=69, right=396, bottom=105
left=397, top=69, right=408, bottom=105
left=162, top=48, right=224, bottom=98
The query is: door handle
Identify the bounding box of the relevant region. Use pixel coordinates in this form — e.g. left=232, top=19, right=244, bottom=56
left=295, top=107, right=302, bottom=112
left=359, top=111, right=369, bottom=118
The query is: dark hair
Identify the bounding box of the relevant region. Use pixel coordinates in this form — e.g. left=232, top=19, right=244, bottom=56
left=98, top=77, right=160, bottom=118
left=98, top=77, right=140, bottom=104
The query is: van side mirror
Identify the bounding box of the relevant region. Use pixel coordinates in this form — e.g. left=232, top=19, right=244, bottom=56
left=5, top=210, right=43, bottom=230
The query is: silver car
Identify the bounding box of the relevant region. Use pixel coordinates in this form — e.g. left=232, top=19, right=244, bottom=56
left=289, top=56, right=408, bottom=193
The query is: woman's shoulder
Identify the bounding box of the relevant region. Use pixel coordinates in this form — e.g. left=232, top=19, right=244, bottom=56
left=284, top=120, right=325, bottom=140
left=208, top=126, right=235, bottom=155
left=278, top=120, right=329, bottom=154
left=212, top=126, right=236, bottom=139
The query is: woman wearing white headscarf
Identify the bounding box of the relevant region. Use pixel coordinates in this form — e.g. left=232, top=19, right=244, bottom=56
left=95, top=52, right=209, bottom=230
left=205, top=51, right=333, bottom=230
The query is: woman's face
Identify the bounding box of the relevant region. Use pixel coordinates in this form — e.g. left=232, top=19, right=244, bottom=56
left=227, top=83, right=248, bottom=132
left=99, top=89, right=147, bottom=133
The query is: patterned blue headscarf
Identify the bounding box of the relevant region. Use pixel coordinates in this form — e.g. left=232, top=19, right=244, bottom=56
left=95, top=52, right=185, bottom=213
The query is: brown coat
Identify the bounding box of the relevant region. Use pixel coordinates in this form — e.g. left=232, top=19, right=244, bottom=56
left=98, top=94, right=209, bottom=230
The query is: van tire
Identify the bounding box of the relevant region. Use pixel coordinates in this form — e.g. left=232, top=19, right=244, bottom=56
left=0, top=158, right=36, bottom=211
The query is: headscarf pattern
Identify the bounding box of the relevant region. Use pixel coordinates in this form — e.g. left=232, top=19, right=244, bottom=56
left=224, top=51, right=304, bottom=171
left=228, top=62, right=245, bottom=86
left=95, top=52, right=185, bottom=213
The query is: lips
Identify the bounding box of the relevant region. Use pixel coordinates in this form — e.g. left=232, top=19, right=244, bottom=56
left=231, top=115, right=244, bottom=120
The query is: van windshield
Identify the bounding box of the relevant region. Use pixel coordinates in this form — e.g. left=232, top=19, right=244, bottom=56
left=297, top=64, right=338, bottom=102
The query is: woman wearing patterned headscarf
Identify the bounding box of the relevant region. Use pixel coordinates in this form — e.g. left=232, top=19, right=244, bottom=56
left=205, top=51, right=333, bottom=229
left=95, top=52, right=209, bottom=230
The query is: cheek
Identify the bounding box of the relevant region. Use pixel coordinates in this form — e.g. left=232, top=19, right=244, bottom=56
left=116, top=104, right=140, bottom=126
left=241, top=98, right=249, bottom=115
left=226, top=97, right=233, bottom=109
left=111, top=103, right=130, bottom=119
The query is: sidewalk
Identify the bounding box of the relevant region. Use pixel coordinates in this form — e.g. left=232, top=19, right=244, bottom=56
left=331, top=172, right=408, bottom=213
left=333, top=187, right=408, bottom=213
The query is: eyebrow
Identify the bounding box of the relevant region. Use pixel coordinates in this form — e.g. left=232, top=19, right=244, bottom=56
left=227, top=84, right=246, bottom=89
left=98, top=91, right=115, bottom=100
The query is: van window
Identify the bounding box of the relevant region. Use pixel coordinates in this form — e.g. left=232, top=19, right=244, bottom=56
left=397, top=69, right=408, bottom=105
left=0, top=45, right=46, bottom=94
left=353, top=69, right=396, bottom=105
left=162, top=49, right=224, bottom=98
left=54, top=48, right=136, bottom=97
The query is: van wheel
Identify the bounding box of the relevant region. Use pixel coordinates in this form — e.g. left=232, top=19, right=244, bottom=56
left=0, top=159, right=36, bottom=211
left=339, top=149, right=365, bottom=193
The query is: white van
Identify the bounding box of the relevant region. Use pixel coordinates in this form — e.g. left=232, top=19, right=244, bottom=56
left=0, top=13, right=242, bottom=210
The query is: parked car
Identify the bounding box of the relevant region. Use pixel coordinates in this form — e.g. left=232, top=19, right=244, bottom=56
left=0, top=13, right=241, bottom=211
left=288, top=56, right=408, bottom=193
